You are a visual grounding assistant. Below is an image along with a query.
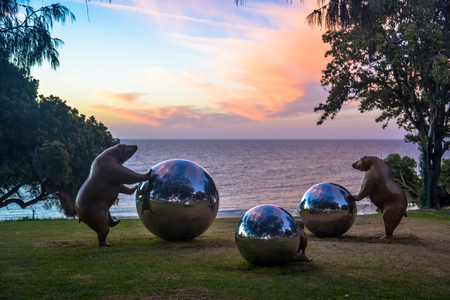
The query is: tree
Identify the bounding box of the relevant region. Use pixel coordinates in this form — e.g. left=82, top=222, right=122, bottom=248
left=1, top=1, right=118, bottom=216
left=0, top=0, right=76, bottom=71
left=382, top=154, right=421, bottom=205
left=313, top=0, right=450, bottom=209
left=0, top=61, right=118, bottom=216
left=1, top=0, right=118, bottom=216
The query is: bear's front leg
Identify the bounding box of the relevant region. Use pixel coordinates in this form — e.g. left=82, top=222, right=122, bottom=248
left=119, top=184, right=138, bottom=195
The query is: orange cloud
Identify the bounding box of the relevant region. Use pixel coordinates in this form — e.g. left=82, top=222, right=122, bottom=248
left=89, top=103, right=250, bottom=128
left=90, top=104, right=162, bottom=126
left=94, top=90, right=149, bottom=104
left=168, top=28, right=327, bottom=120
left=89, top=1, right=329, bottom=127
left=155, top=2, right=329, bottom=121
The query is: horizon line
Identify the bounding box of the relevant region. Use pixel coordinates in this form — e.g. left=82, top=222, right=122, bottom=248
left=119, top=138, right=408, bottom=140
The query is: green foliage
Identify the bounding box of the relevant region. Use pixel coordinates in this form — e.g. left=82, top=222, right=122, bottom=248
left=439, top=158, right=450, bottom=192
left=438, top=158, right=450, bottom=207
left=315, top=0, right=450, bottom=209
left=0, top=0, right=75, bottom=71
left=0, top=61, right=119, bottom=216
left=382, top=154, right=422, bottom=205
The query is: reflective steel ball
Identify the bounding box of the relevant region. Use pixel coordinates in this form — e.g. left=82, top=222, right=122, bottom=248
left=235, top=205, right=300, bottom=266
left=136, top=159, right=219, bottom=241
left=300, top=183, right=356, bottom=237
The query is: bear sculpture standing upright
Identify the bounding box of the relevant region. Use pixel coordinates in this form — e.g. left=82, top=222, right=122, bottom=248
left=347, top=156, right=407, bottom=240
left=76, top=144, right=152, bottom=246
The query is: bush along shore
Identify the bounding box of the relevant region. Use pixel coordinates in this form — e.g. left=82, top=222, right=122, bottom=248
left=0, top=211, right=449, bottom=299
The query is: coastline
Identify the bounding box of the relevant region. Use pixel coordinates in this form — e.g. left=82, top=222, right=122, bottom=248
left=0, top=201, right=421, bottom=222
left=0, top=139, right=431, bottom=221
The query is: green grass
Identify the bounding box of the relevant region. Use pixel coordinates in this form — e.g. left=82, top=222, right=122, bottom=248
left=405, top=210, right=450, bottom=220
left=1, top=212, right=449, bottom=299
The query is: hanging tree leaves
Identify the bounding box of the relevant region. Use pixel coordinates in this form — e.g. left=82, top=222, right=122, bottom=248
left=0, top=0, right=76, bottom=71
left=234, top=0, right=382, bottom=30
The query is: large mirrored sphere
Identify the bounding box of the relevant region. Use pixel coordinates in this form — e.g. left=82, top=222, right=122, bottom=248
left=136, top=159, right=219, bottom=242
left=235, top=205, right=300, bottom=266
left=300, top=183, right=357, bottom=237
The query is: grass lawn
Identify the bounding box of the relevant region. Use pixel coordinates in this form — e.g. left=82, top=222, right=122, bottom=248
left=0, top=211, right=449, bottom=299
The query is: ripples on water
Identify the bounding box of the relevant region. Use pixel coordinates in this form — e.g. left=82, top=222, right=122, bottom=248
left=0, top=139, right=433, bottom=220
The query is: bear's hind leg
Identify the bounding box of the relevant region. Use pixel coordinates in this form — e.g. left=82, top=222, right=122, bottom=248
left=381, top=207, right=403, bottom=240
left=94, top=212, right=112, bottom=246
left=108, top=210, right=120, bottom=227
left=97, top=228, right=111, bottom=247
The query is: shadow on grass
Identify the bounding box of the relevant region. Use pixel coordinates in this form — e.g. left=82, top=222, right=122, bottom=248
left=308, top=234, right=420, bottom=245
left=216, top=258, right=321, bottom=275
left=32, top=234, right=236, bottom=251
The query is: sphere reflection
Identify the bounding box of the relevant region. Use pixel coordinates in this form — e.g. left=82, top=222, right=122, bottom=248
left=300, top=182, right=356, bottom=237
left=235, top=205, right=300, bottom=266
left=136, top=159, right=219, bottom=241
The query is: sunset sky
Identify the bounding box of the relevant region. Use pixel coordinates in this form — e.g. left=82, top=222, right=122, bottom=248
left=29, top=0, right=407, bottom=139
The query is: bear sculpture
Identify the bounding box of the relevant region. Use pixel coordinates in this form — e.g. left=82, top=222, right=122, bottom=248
left=76, top=144, right=152, bottom=246
left=347, top=156, right=407, bottom=240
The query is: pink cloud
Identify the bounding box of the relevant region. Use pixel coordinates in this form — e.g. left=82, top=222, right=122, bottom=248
left=94, top=89, right=150, bottom=104
left=89, top=103, right=250, bottom=128
left=150, top=2, right=330, bottom=121
left=169, top=27, right=328, bottom=120
left=92, top=1, right=330, bottom=127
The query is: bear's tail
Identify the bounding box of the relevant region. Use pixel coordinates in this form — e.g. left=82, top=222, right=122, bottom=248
left=78, top=218, right=81, bottom=223
left=404, top=212, right=407, bottom=217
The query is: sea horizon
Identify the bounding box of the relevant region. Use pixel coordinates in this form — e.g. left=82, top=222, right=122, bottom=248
left=115, top=138, right=408, bottom=140
left=0, top=139, right=431, bottom=221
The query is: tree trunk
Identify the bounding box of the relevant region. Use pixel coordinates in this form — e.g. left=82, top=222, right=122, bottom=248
left=420, top=138, right=442, bottom=209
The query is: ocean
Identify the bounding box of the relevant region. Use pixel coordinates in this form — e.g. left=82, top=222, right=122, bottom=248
left=0, top=139, right=434, bottom=221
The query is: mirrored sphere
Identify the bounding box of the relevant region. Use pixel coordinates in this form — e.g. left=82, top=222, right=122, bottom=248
left=300, top=183, right=357, bottom=237
left=136, top=159, right=219, bottom=241
left=235, top=205, right=300, bottom=266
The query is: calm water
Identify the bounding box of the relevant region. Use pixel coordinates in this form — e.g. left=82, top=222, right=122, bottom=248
left=0, top=139, right=433, bottom=220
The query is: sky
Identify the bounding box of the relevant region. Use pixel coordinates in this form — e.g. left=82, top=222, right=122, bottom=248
left=29, top=0, right=408, bottom=139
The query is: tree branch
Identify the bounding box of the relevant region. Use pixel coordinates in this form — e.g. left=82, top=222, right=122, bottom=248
left=391, top=63, right=427, bottom=136
left=0, top=184, right=23, bottom=202
left=0, top=190, right=48, bottom=209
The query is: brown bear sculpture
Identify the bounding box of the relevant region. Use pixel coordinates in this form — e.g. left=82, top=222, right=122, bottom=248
left=347, top=156, right=407, bottom=240
left=75, top=144, right=152, bottom=246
